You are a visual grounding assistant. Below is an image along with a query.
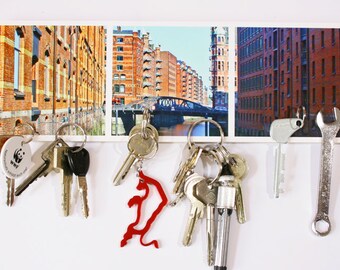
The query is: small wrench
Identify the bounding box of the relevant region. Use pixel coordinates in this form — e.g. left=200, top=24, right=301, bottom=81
left=312, top=107, right=340, bottom=236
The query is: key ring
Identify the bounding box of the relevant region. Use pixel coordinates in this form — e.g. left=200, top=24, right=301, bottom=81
left=202, top=145, right=223, bottom=185
left=141, top=108, right=151, bottom=139
left=12, top=123, right=36, bottom=144
left=187, top=119, right=224, bottom=150
left=55, top=123, right=87, bottom=153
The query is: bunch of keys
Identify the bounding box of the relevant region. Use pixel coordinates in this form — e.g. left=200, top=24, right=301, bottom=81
left=269, top=107, right=306, bottom=198
left=170, top=119, right=249, bottom=269
left=0, top=123, right=36, bottom=206
left=15, top=123, right=91, bottom=217
left=113, top=108, right=168, bottom=248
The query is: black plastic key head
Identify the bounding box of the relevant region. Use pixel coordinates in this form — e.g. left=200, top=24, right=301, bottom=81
left=66, top=147, right=90, bottom=177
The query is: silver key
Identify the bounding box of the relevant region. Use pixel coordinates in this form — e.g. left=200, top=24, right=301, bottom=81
left=113, top=127, right=158, bottom=186
left=312, top=108, right=340, bottom=236
left=194, top=178, right=217, bottom=266
left=214, top=175, right=236, bottom=270
left=15, top=138, right=69, bottom=196
left=54, top=146, right=73, bottom=216
left=170, top=146, right=203, bottom=207
left=270, top=117, right=304, bottom=198
left=182, top=173, right=206, bottom=246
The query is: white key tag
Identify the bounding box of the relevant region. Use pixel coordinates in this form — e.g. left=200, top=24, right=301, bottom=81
left=0, top=136, right=32, bottom=178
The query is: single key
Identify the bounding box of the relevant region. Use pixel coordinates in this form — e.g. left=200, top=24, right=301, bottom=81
left=6, top=177, right=15, bottom=206
left=66, top=147, right=90, bottom=218
left=0, top=136, right=32, bottom=206
left=270, top=116, right=304, bottom=198
left=15, top=138, right=69, bottom=196
left=214, top=175, right=236, bottom=270
left=228, top=154, right=249, bottom=224
left=312, top=108, right=340, bottom=236
left=170, top=146, right=203, bottom=207
left=194, top=178, right=217, bottom=266
left=54, top=146, right=73, bottom=216
left=182, top=173, right=206, bottom=246
left=113, top=126, right=158, bottom=186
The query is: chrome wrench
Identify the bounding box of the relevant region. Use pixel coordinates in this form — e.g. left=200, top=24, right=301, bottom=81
left=312, top=107, right=340, bottom=236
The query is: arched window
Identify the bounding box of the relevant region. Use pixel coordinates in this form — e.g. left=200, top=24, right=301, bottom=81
left=218, top=61, right=221, bottom=70
left=120, top=74, right=126, bottom=80
left=218, top=36, right=221, bottom=42
left=113, top=74, right=119, bottom=80
left=222, top=76, right=225, bottom=86
left=222, top=48, right=224, bottom=55
left=222, top=61, right=224, bottom=71
left=218, top=48, right=221, bottom=55
left=218, top=76, right=221, bottom=86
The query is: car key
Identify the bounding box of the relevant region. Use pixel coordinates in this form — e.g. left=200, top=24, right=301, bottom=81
left=66, top=146, right=91, bottom=218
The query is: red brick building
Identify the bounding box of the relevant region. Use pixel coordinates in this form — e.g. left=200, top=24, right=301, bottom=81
left=112, top=27, right=206, bottom=105
left=237, top=27, right=340, bottom=136
left=0, top=25, right=106, bottom=135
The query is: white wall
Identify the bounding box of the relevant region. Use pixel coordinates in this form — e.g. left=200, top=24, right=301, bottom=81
left=2, top=0, right=340, bottom=269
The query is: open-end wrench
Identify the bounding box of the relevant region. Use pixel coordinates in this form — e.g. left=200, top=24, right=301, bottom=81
left=312, top=107, right=340, bottom=236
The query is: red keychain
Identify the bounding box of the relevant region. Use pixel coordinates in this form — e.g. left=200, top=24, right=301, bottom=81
left=121, top=170, right=168, bottom=248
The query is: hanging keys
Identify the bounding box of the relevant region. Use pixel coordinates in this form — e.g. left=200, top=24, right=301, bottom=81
left=15, top=138, right=69, bottom=196
left=66, top=146, right=91, bottom=218
left=113, top=122, right=158, bottom=186
left=117, top=108, right=168, bottom=248
left=269, top=107, right=306, bottom=198
left=1, top=136, right=32, bottom=206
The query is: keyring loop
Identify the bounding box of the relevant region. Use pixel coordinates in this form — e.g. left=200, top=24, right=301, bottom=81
left=187, top=119, right=224, bottom=150
left=12, top=123, right=36, bottom=144
left=55, top=123, right=87, bottom=153
left=141, top=108, right=151, bottom=139
left=204, top=147, right=223, bottom=185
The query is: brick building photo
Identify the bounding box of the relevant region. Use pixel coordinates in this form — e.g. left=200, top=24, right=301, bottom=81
left=236, top=27, right=340, bottom=136
left=112, top=27, right=206, bottom=106
left=0, top=25, right=106, bottom=135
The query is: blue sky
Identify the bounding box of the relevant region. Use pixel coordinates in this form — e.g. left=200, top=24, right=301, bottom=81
left=119, top=26, right=211, bottom=91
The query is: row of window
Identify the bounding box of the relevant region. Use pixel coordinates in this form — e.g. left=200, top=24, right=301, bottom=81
left=239, top=75, right=264, bottom=92
left=239, top=57, right=263, bottom=76
left=239, top=28, right=262, bottom=45
left=113, top=74, right=126, bottom=80
left=239, top=36, right=264, bottom=60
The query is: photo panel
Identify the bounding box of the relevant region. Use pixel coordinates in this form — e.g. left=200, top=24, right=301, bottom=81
left=111, top=26, right=230, bottom=137
left=0, top=25, right=106, bottom=136
left=235, top=27, right=340, bottom=137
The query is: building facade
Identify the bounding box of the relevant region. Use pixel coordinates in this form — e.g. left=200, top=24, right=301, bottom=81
left=210, top=27, right=229, bottom=110
left=237, top=27, right=340, bottom=136
left=112, top=27, right=206, bottom=105
left=0, top=25, right=106, bottom=135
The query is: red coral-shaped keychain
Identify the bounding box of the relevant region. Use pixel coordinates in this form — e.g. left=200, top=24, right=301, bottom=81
left=121, top=170, right=168, bottom=248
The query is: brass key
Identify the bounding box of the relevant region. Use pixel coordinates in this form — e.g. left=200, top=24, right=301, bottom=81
left=228, top=154, right=249, bottom=224
left=54, top=146, right=73, bottom=216
left=15, top=138, right=69, bottom=196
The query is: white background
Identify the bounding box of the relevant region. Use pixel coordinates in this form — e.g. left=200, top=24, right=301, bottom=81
left=1, top=0, right=340, bottom=269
